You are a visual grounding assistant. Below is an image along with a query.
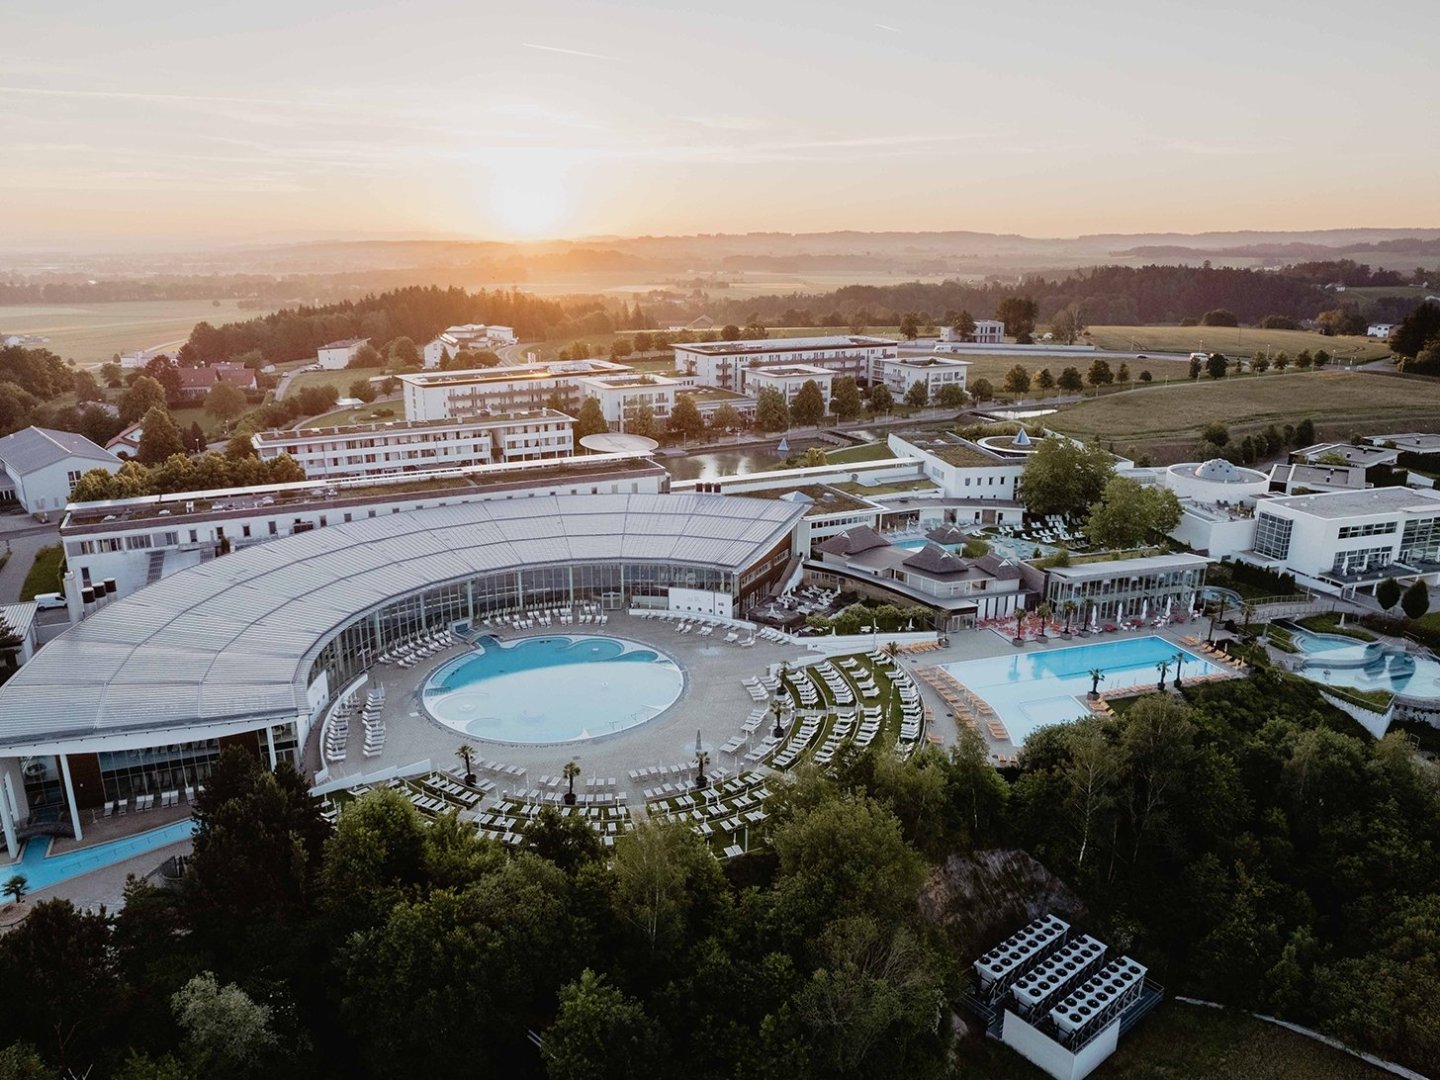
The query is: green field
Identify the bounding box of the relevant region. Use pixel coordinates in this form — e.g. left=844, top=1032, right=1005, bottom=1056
left=20, top=544, right=65, bottom=601
left=1085, top=325, right=1391, bottom=363
left=1048, top=371, right=1440, bottom=461
left=0, top=299, right=284, bottom=366
left=280, top=369, right=358, bottom=399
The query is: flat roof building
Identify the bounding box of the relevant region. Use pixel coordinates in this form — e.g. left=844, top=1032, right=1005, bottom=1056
left=672, top=335, right=898, bottom=391
left=874, top=355, right=971, bottom=399
left=401, top=359, right=633, bottom=422
left=316, top=338, right=369, bottom=370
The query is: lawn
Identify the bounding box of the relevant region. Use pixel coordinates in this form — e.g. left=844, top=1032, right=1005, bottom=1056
left=952, top=1001, right=1389, bottom=1079
left=280, top=369, right=357, bottom=400
left=20, top=544, right=65, bottom=601
left=300, top=402, right=403, bottom=428
left=1048, top=371, right=1440, bottom=460
left=0, top=299, right=284, bottom=366
left=1085, top=325, right=1392, bottom=363
left=823, top=442, right=895, bottom=465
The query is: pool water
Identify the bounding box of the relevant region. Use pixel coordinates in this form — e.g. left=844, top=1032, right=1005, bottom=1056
left=1, top=818, right=195, bottom=904
left=423, top=635, right=684, bottom=743
left=896, top=539, right=963, bottom=552
left=941, top=636, right=1222, bottom=746
left=1287, top=627, right=1440, bottom=701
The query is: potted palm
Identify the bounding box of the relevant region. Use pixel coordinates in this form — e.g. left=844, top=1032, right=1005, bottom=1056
left=1012, top=607, right=1026, bottom=647
left=694, top=750, right=710, bottom=789
left=1034, top=603, right=1052, bottom=640
left=562, top=760, right=581, bottom=806
left=1061, top=601, right=1077, bottom=639
left=1156, top=659, right=1170, bottom=693
left=456, top=743, right=478, bottom=786
left=1088, top=668, right=1104, bottom=700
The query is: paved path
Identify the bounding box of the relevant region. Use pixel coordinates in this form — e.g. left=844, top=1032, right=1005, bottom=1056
left=0, top=520, right=58, bottom=604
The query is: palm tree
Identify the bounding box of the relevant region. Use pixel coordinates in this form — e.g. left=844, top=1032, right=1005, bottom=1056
left=1035, top=603, right=1052, bottom=639
left=1156, top=659, right=1170, bottom=693
left=1012, top=607, right=1027, bottom=645
left=1208, top=594, right=1230, bottom=644
left=1061, top=600, right=1077, bottom=637
left=1173, top=651, right=1185, bottom=689
left=694, top=750, right=710, bottom=789
left=562, top=760, right=581, bottom=806
left=882, top=641, right=901, bottom=663
left=3, top=874, right=27, bottom=905
left=1088, top=668, right=1104, bottom=699
left=1239, top=601, right=1257, bottom=643
left=770, top=695, right=789, bottom=741
left=456, top=743, right=477, bottom=784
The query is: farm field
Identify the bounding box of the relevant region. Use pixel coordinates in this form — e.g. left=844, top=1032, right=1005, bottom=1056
left=1085, top=325, right=1391, bottom=363
left=1049, top=370, right=1440, bottom=460
left=0, top=299, right=283, bottom=366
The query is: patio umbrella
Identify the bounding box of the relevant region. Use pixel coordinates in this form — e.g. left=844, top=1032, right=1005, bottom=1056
left=1117, top=602, right=1125, bottom=624
left=1140, top=599, right=1149, bottom=621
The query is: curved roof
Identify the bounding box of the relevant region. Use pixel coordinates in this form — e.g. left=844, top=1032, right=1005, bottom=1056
left=579, top=433, right=660, bottom=454
left=0, top=494, right=805, bottom=750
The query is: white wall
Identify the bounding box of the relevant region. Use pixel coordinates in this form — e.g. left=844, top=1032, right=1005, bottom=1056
left=668, top=586, right=733, bottom=617
left=1001, top=1011, right=1120, bottom=1080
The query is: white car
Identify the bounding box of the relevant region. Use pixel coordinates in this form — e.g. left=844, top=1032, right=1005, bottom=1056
left=33, top=592, right=66, bottom=610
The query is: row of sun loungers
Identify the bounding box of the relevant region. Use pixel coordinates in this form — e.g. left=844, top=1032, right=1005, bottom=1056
left=380, top=629, right=459, bottom=667
left=647, top=771, right=771, bottom=849
left=97, top=787, right=194, bottom=820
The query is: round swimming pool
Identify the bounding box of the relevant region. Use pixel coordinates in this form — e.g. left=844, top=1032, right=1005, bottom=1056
left=422, top=635, right=684, bottom=743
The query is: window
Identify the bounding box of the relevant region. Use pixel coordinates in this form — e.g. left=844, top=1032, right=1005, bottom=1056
left=1338, top=520, right=1396, bottom=539
left=1253, top=512, right=1293, bottom=559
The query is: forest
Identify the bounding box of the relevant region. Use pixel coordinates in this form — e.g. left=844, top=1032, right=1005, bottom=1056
left=1, top=672, right=1435, bottom=1079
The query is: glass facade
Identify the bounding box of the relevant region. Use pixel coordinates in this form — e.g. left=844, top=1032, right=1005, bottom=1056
left=98, top=739, right=221, bottom=802
left=1400, top=516, right=1440, bottom=565
left=306, top=560, right=740, bottom=693
left=1253, top=512, right=1294, bottom=559
left=1330, top=545, right=1394, bottom=577
left=1045, top=563, right=1207, bottom=622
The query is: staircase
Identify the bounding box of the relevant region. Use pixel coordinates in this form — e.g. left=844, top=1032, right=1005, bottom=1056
left=145, top=549, right=166, bottom=585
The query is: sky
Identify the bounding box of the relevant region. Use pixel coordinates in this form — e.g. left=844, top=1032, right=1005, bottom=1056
left=3, top=0, right=1438, bottom=249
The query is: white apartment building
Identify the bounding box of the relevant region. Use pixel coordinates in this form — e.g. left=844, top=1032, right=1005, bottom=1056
left=577, top=374, right=679, bottom=432
left=874, top=355, right=971, bottom=399
left=401, top=359, right=632, bottom=422
left=1241, top=486, right=1440, bottom=592
left=422, top=324, right=519, bottom=367
left=672, top=335, right=898, bottom=391
left=940, top=319, right=1006, bottom=345
left=251, top=411, right=575, bottom=480
left=316, top=338, right=369, bottom=370
left=740, top=364, right=834, bottom=409
left=886, top=432, right=1025, bottom=509
left=59, top=454, right=671, bottom=601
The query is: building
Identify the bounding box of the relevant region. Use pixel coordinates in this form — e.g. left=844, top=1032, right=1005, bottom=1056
left=59, top=453, right=671, bottom=601
left=176, top=363, right=257, bottom=401
left=1161, top=458, right=1269, bottom=502
left=671, top=335, right=898, bottom=391
left=0, top=427, right=122, bottom=514
left=940, top=319, right=1005, bottom=345
left=0, top=493, right=805, bottom=854
left=874, top=355, right=971, bottom=400
left=576, top=373, right=679, bottom=433
left=887, top=432, right=1026, bottom=511
left=316, top=338, right=369, bottom=370
left=401, top=359, right=633, bottom=422
left=1366, top=432, right=1440, bottom=456
left=1368, top=323, right=1396, bottom=338
left=252, top=412, right=575, bottom=479
left=809, top=525, right=1028, bottom=625
left=105, top=423, right=145, bottom=461
left=740, top=364, right=833, bottom=410
left=422, top=324, right=519, bottom=368
left=1240, top=487, right=1440, bottom=593
left=1042, top=553, right=1211, bottom=624
left=1291, top=441, right=1404, bottom=487
left=0, top=602, right=39, bottom=668
left=968, top=914, right=1161, bottom=1080
left=1267, top=462, right=1370, bottom=496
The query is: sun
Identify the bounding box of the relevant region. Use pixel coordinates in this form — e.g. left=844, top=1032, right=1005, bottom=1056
left=489, top=167, right=568, bottom=239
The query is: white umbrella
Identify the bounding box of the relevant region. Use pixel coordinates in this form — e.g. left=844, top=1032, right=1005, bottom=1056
left=1141, top=599, right=1149, bottom=621
left=1116, top=602, right=1125, bottom=624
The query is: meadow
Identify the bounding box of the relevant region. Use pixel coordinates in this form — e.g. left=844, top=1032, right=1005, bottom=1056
left=1085, top=324, right=1391, bottom=363
left=1048, top=370, right=1440, bottom=460
left=0, top=299, right=283, bottom=366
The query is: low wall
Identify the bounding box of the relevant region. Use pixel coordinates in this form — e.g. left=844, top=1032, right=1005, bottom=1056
left=1316, top=689, right=1391, bottom=739
left=311, top=758, right=434, bottom=798
left=802, top=630, right=936, bottom=655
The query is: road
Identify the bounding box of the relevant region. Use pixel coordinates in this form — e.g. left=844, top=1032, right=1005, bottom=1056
left=0, top=515, right=60, bottom=605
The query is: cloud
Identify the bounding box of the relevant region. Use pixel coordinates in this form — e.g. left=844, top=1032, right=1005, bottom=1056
left=874, top=23, right=902, bottom=33
left=520, top=43, right=615, bottom=61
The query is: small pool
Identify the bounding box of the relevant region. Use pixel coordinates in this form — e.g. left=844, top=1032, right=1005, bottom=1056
left=941, top=636, right=1224, bottom=746
left=984, top=535, right=1059, bottom=561
left=895, top=539, right=963, bottom=552
left=1287, top=627, right=1440, bottom=701
left=422, top=635, right=684, bottom=743
left=1, top=818, right=195, bottom=904
left=1200, top=586, right=1244, bottom=608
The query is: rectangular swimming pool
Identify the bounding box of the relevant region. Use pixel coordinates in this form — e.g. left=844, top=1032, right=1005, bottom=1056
left=941, top=636, right=1223, bottom=746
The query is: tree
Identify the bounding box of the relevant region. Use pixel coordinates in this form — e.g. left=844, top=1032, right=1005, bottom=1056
left=1253, top=353, right=1271, bottom=373
left=1295, top=418, right=1316, bottom=445
left=224, top=432, right=256, bottom=460
left=1201, top=421, right=1230, bottom=446
left=1205, top=351, right=1230, bottom=380
left=792, top=379, right=827, bottom=427
left=996, top=296, right=1038, bottom=339
left=868, top=383, right=894, bottom=414
left=136, top=406, right=185, bottom=464
left=171, top=972, right=278, bottom=1078
left=1389, top=301, right=1440, bottom=358
left=1273, top=351, right=1290, bottom=372
left=1057, top=366, right=1084, bottom=393
left=203, top=380, right=247, bottom=424
left=755, top=387, right=790, bottom=431
left=99, top=360, right=123, bottom=387
left=2, top=873, right=27, bottom=904
left=0, top=1043, right=48, bottom=1080
left=1051, top=303, right=1086, bottom=345
left=936, top=383, right=967, bottom=408
left=118, top=374, right=167, bottom=424
left=952, top=310, right=977, bottom=340
left=542, top=969, right=664, bottom=1079
left=1085, top=358, right=1114, bottom=387
left=1085, top=475, right=1183, bottom=549
left=612, top=820, right=722, bottom=957
left=898, top=312, right=921, bottom=340
left=710, top=402, right=741, bottom=432
left=185, top=420, right=208, bottom=453
left=721, top=324, right=741, bottom=340
left=1035, top=367, right=1056, bottom=392
left=903, top=381, right=928, bottom=409
left=349, top=378, right=378, bottom=403
left=1201, top=308, right=1239, bottom=327
left=1188, top=354, right=1204, bottom=379
left=563, top=760, right=581, bottom=805
left=1313, top=348, right=1331, bottom=369
left=1018, top=438, right=1116, bottom=518
left=968, top=378, right=993, bottom=402
left=386, top=337, right=420, bottom=366
left=1376, top=577, right=1402, bottom=612
left=626, top=401, right=656, bottom=438
left=349, top=343, right=383, bottom=368
left=1116, top=362, right=1131, bottom=384
left=575, top=397, right=609, bottom=439
left=666, top=394, right=704, bottom=440
left=1401, top=580, right=1431, bottom=620
left=1002, top=365, right=1031, bottom=394
left=1295, top=350, right=1313, bottom=370
left=831, top=376, right=863, bottom=421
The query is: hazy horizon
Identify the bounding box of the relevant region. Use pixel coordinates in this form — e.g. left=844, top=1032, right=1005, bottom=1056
left=5, top=0, right=1438, bottom=250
